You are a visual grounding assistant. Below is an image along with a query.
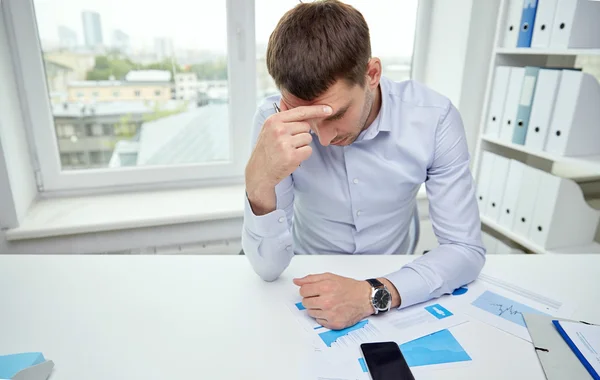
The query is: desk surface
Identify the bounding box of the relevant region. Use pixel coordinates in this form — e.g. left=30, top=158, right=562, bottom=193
left=0, top=254, right=598, bottom=380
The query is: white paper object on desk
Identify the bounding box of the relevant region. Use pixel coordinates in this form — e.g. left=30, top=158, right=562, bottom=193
left=442, top=274, right=572, bottom=342
left=554, top=320, right=600, bottom=379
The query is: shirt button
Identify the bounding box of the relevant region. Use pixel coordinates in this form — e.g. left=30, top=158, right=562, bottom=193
left=353, top=178, right=359, bottom=184
left=285, top=245, right=292, bottom=251
left=278, top=217, right=285, bottom=223
left=356, top=210, right=362, bottom=216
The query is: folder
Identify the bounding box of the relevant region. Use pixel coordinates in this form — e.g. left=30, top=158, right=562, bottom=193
left=502, top=0, right=527, bottom=48
left=530, top=0, right=559, bottom=48
left=500, top=67, right=525, bottom=143
left=524, top=69, right=561, bottom=151
left=484, top=155, right=511, bottom=222
left=523, top=313, right=594, bottom=380
left=0, top=353, right=54, bottom=380
left=544, top=70, right=600, bottom=157
left=517, top=0, right=539, bottom=48
left=512, top=165, right=543, bottom=238
left=485, top=66, right=511, bottom=138
left=476, top=152, right=495, bottom=214
left=553, top=320, right=600, bottom=380
left=528, top=173, right=600, bottom=249
left=512, top=66, right=540, bottom=145
left=549, top=0, right=600, bottom=49
left=498, top=159, right=526, bottom=231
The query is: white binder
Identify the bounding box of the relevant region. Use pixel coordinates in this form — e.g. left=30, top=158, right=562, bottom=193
left=498, top=159, right=526, bottom=231
left=528, top=173, right=600, bottom=249
left=524, top=69, right=561, bottom=151
left=476, top=152, right=495, bottom=214
left=544, top=70, right=600, bottom=157
left=484, top=155, right=511, bottom=222
left=549, top=0, right=600, bottom=49
left=500, top=67, right=525, bottom=143
left=501, top=0, right=526, bottom=48
left=485, top=66, right=511, bottom=138
left=531, top=0, right=559, bottom=48
left=512, top=165, right=544, bottom=238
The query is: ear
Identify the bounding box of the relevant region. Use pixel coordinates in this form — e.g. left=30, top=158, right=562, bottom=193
left=365, top=58, right=382, bottom=91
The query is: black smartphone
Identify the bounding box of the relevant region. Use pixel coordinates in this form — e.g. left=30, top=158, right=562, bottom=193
left=360, top=342, right=415, bottom=380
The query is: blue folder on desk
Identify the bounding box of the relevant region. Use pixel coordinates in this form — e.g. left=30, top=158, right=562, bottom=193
left=0, top=353, right=54, bottom=380
left=517, top=0, right=538, bottom=48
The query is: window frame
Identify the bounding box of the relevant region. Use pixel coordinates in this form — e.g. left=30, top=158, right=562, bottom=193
left=3, top=0, right=256, bottom=193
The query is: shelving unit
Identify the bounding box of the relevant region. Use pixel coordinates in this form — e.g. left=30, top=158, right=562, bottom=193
left=473, top=0, right=600, bottom=254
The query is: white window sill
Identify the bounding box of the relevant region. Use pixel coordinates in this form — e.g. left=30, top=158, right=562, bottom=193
left=6, top=184, right=427, bottom=241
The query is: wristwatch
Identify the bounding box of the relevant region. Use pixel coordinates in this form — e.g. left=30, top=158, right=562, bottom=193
left=366, top=278, right=392, bottom=314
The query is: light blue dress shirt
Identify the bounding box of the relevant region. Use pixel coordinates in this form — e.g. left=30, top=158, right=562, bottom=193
left=242, top=76, right=486, bottom=309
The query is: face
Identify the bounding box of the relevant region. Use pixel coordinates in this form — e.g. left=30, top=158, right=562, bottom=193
left=280, top=59, right=381, bottom=147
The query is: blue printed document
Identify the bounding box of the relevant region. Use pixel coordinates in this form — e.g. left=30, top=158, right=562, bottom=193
left=553, top=320, right=600, bottom=380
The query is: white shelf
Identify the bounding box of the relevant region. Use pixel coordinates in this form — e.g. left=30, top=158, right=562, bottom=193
left=495, top=47, right=600, bottom=56
left=481, top=135, right=600, bottom=177
left=481, top=215, right=600, bottom=254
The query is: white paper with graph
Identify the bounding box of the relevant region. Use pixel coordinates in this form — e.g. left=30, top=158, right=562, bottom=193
left=442, top=273, right=573, bottom=342
left=286, top=297, right=468, bottom=363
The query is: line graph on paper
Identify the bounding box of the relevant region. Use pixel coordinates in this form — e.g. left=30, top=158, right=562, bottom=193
left=471, top=291, right=549, bottom=327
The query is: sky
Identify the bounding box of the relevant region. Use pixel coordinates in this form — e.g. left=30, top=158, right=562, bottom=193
left=35, top=0, right=418, bottom=58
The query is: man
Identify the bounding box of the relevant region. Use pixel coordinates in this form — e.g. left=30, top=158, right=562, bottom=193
left=242, top=0, right=485, bottom=330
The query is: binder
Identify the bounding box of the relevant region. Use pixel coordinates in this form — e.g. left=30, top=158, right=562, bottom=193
left=476, top=152, right=495, bottom=214
left=549, top=0, right=600, bottom=49
left=530, top=0, right=559, bottom=48
left=517, top=0, right=539, bottom=48
left=512, top=165, right=543, bottom=238
left=512, top=66, right=540, bottom=145
left=524, top=69, right=561, bottom=151
left=502, top=0, right=527, bottom=48
left=523, top=313, right=594, bottom=380
left=499, top=67, right=525, bottom=143
left=484, top=155, right=511, bottom=222
left=485, top=66, right=511, bottom=138
left=528, top=173, right=600, bottom=249
left=498, top=159, right=526, bottom=231
left=544, top=70, right=600, bottom=157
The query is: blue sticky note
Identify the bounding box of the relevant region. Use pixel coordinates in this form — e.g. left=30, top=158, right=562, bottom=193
left=0, top=352, right=46, bottom=379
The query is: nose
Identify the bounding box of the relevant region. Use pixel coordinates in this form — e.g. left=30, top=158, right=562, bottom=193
left=313, top=123, right=337, bottom=146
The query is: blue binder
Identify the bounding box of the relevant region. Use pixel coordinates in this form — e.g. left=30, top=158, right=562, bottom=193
left=517, top=0, right=539, bottom=48
left=512, top=66, right=540, bottom=145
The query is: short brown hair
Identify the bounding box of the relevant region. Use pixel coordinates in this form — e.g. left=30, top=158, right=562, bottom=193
left=266, top=0, right=371, bottom=101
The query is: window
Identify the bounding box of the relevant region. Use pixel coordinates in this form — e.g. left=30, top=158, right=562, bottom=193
left=8, top=0, right=254, bottom=191
left=255, top=0, right=419, bottom=100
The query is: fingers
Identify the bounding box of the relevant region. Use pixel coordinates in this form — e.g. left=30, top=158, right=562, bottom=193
left=307, top=308, right=327, bottom=320
left=278, top=105, right=332, bottom=122
left=294, top=272, right=334, bottom=285
left=290, top=132, right=312, bottom=148
left=286, top=121, right=311, bottom=135
left=294, top=145, right=313, bottom=163
left=298, top=283, right=321, bottom=298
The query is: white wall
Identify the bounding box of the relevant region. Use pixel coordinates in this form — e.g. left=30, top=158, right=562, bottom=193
left=417, top=0, right=499, bottom=156
left=0, top=4, right=37, bottom=226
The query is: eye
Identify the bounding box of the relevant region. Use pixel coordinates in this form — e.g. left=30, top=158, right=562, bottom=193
left=328, top=113, right=345, bottom=121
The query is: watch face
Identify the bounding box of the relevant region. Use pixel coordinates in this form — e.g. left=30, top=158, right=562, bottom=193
left=373, top=289, right=391, bottom=309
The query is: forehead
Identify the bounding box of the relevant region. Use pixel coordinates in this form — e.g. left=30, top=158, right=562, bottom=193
left=281, top=80, right=359, bottom=109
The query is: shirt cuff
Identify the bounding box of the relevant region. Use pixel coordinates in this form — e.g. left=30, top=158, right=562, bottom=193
left=384, top=267, right=432, bottom=309
left=244, top=194, right=289, bottom=238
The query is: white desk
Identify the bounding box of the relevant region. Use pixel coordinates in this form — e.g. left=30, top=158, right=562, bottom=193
left=0, top=255, right=598, bottom=380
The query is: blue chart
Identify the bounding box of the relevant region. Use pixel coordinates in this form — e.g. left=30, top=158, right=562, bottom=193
left=318, top=320, right=369, bottom=347
left=358, top=329, right=471, bottom=371
left=471, top=290, right=548, bottom=327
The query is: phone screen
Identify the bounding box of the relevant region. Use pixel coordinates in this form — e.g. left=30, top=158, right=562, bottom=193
left=360, top=342, right=415, bottom=380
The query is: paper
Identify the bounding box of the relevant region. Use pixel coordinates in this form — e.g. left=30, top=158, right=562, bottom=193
left=443, top=274, right=571, bottom=342
left=0, top=353, right=46, bottom=379
left=554, top=320, right=600, bottom=380
left=310, top=329, right=472, bottom=380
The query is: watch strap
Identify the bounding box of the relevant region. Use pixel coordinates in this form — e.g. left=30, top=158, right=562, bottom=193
left=366, top=278, right=384, bottom=289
